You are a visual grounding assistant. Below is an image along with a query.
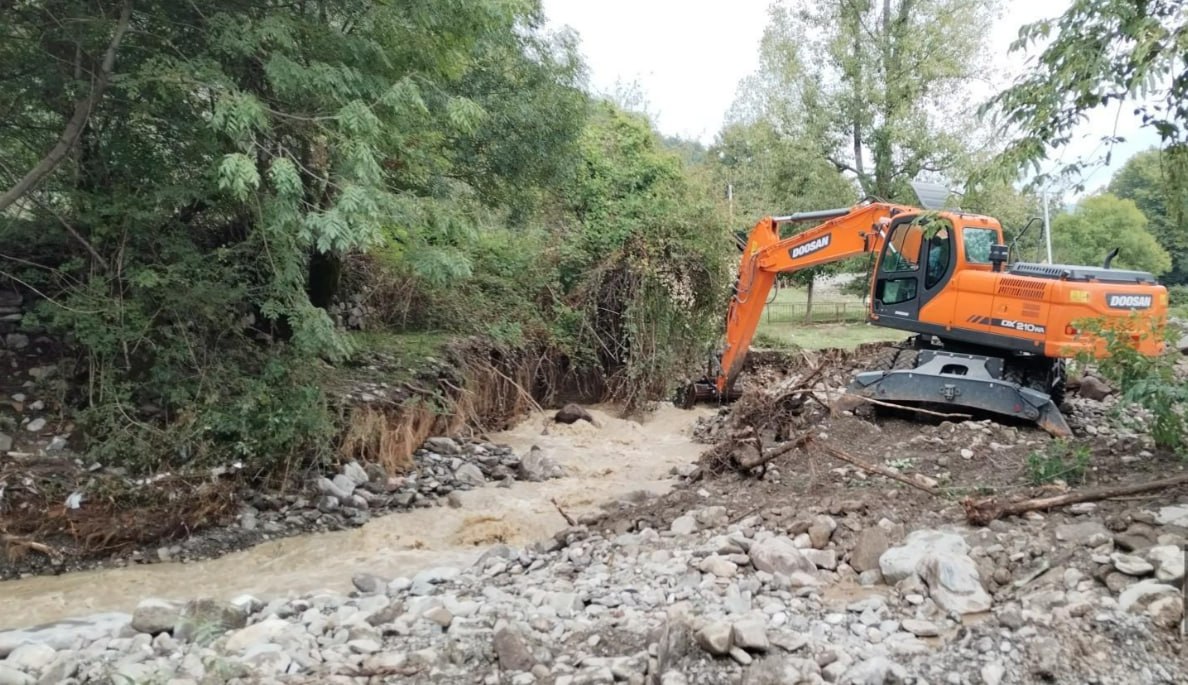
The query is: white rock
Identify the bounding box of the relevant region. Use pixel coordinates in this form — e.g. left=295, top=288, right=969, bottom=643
left=0, top=613, right=129, bottom=657
left=0, top=664, right=33, bottom=685
left=454, top=463, right=485, bottom=487
left=698, top=555, right=738, bottom=578
left=694, top=622, right=732, bottom=656
left=131, top=598, right=180, bottom=634
left=342, top=461, right=369, bottom=486
left=900, top=619, right=939, bottom=637
left=1118, top=580, right=1180, bottom=613
left=731, top=619, right=769, bottom=652
left=879, top=529, right=969, bottom=584
left=1154, top=505, right=1188, bottom=527
left=916, top=553, right=992, bottom=615
left=224, top=618, right=290, bottom=653
left=670, top=516, right=698, bottom=535
left=981, top=661, right=1007, bottom=685
left=1111, top=552, right=1155, bottom=576
left=3, top=643, right=55, bottom=672
left=24, top=418, right=45, bottom=433
left=749, top=536, right=816, bottom=576
left=802, top=548, right=838, bottom=570
left=241, top=643, right=291, bottom=675
left=1147, top=545, right=1185, bottom=583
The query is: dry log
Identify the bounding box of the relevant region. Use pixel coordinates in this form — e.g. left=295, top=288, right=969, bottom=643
left=963, top=472, right=1188, bottom=526
left=551, top=498, right=577, bottom=527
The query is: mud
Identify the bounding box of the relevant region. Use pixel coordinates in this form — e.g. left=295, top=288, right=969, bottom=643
left=0, top=404, right=712, bottom=629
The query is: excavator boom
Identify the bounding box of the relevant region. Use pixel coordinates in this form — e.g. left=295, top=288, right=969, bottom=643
left=716, top=201, right=912, bottom=394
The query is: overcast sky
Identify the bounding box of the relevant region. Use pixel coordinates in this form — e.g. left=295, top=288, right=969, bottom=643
left=542, top=0, right=1161, bottom=198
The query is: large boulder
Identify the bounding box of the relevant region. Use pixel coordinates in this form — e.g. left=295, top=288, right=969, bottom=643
left=130, top=598, right=181, bottom=635
left=850, top=528, right=890, bottom=573
left=554, top=403, right=595, bottom=425
left=879, top=529, right=969, bottom=584
left=749, top=536, right=816, bottom=576
left=1077, top=375, right=1111, bottom=401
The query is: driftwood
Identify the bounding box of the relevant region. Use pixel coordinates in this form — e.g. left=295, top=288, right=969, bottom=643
left=737, top=431, right=811, bottom=470
left=813, top=440, right=942, bottom=496
left=551, top=498, right=577, bottom=526
left=2, top=534, right=60, bottom=561
left=963, top=472, right=1188, bottom=526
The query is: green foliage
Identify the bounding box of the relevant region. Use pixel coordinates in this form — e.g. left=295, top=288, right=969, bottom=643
left=736, top=0, right=997, bottom=201
left=1027, top=440, right=1091, bottom=486
left=1109, top=148, right=1188, bottom=284
left=1075, top=316, right=1187, bottom=455
left=0, top=0, right=589, bottom=472
left=1051, top=194, right=1172, bottom=275
left=984, top=0, right=1188, bottom=186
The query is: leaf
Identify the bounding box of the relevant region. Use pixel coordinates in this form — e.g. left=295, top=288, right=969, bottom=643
left=267, top=157, right=303, bottom=199
left=216, top=153, right=261, bottom=201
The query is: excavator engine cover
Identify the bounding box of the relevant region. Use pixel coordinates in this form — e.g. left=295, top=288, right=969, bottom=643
left=847, top=350, right=1071, bottom=437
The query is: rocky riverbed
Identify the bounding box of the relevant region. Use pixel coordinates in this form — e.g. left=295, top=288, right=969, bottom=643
left=1, top=496, right=1184, bottom=684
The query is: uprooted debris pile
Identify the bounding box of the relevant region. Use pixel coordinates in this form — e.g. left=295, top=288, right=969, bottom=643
left=2, top=500, right=1184, bottom=684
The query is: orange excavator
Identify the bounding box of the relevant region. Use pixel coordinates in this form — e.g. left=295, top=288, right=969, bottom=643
left=687, top=185, right=1168, bottom=436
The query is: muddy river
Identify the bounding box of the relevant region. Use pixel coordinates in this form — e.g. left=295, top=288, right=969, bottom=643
left=2, top=404, right=712, bottom=630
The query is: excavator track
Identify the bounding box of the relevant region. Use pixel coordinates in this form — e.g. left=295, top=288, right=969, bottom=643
left=846, top=345, right=1072, bottom=437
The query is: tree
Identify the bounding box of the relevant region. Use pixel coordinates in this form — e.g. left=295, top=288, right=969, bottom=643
left=1108, top=149, right=1188, bottom=284
left=734, top=0, right=998, bottom=202
left=709, top=120, right=857, bottom=321
left=985, top=0, right=1188, bottom=184
left=1050, top=194, right=1172, bottom=275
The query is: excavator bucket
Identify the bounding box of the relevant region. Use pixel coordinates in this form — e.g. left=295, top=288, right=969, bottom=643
left=846, top=349, right=1072, bottom=438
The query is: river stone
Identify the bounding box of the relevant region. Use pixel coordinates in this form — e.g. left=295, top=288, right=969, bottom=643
left=410, top=567, right=460, bottom=595
left=1147, top=595, right=1184, bottom=630
left=0, top=613, right=129, bottom=657
left=1118, top=580, right=1180, bottom=613
left=173, top=599, right=246, bottom=643
left=1054, top=521, right=1111, bottom=545
left=879, top=529, right=969, bottom=584
left=315, top=476, right=353, bottom=501
left=917, top=553, right=992, bottom=615
left=0, top=665, right=33, bottom=685
left=695, top=622, right=732, bottom=656
left=454, top=463, right=485, bottom=487
left=900, top=619, right=939, bottom=637
left=731, top=619, right=768, bottom=652
left=841, top=656, right=907, bottom=685
left=1111, top=552, right=1155, bottom=576
left=519, top=445, right=563, bottom=482
left=750, top=536, right=816, bottom=576
left=670, top=516, right=698, bottom=535
left=802, top=548, right=838, bottom=570
left=24, top=418, right=45, bottom=433
left=241, top=643, right=291, bottom=676
left=698, top=555, right=738, bottom=578
left=1077, top=376, right=1111, bottom=400
left=1155, top=505, right=1188, bottom=527
left=4, top=643, right=55, bottom=673
left=131, top=599, right=181, bottom=634
left=850, top=528, right=890, bottom=573
left=1147, top=545, right=1185, bottom=583
left=493, top=622, right=535, bottom=672
left=424, top=436, right=461, bottom=455
left=554, top=403, right=595, bottom=425
left=352, top=573, right=389, bottom=595
left=224, top=617, right=290, bottom=653
left=342, top=461, right=369, bottom=486
left=0, top=433, right=11, bottom=452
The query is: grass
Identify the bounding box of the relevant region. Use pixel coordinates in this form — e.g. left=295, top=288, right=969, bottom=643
left=755, top=322, right=907, bottom=350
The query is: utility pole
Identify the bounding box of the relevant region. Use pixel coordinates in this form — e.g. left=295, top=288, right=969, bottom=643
left=1042, top=189, right=1053, bottom=264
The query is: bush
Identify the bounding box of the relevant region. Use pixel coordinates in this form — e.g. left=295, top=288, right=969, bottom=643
left=1027, top=440, right=1091, bottom=485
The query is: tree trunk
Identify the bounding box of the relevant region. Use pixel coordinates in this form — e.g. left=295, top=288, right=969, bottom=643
left=803, top=275, right=815, bottom=324
left=0, top=1, right=133, bottom=213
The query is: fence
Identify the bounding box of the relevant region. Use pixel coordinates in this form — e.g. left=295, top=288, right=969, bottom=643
left=763, top=300, right=867, bottom=325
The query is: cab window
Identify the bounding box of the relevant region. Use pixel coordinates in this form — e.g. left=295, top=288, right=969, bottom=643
left=925, top=226, right=952, bottom=288
left=963, top=227, right=998, bottom=263
left=883, top=222, right=922, bottom=272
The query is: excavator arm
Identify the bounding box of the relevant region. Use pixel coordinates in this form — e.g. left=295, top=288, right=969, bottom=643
left=714, top=201, right=914, bottom=395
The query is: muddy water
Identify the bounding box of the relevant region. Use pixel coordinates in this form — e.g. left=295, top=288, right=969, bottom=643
left=2, top=404, right=712, bottom=630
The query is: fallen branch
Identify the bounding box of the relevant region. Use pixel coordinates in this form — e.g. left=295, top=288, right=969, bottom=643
left=2, top=534, right=60, bottom=561
left=551, top=498, right=576, bottom=526
left=737, top=431, right=811, bottom=470
left=814, top=439, right=941, bottom=496
left=963, top=472, right=1188, bottom=526
left=841, top=393, right=973, bottom=420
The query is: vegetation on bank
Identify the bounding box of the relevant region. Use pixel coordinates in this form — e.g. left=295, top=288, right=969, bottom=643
left=0, top=0, right=1185, bottom=476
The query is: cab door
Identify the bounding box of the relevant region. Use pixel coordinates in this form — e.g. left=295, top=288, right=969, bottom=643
left=873, top=217, right=955, bottom=325
left=873, top=217, right=925, bottom=321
